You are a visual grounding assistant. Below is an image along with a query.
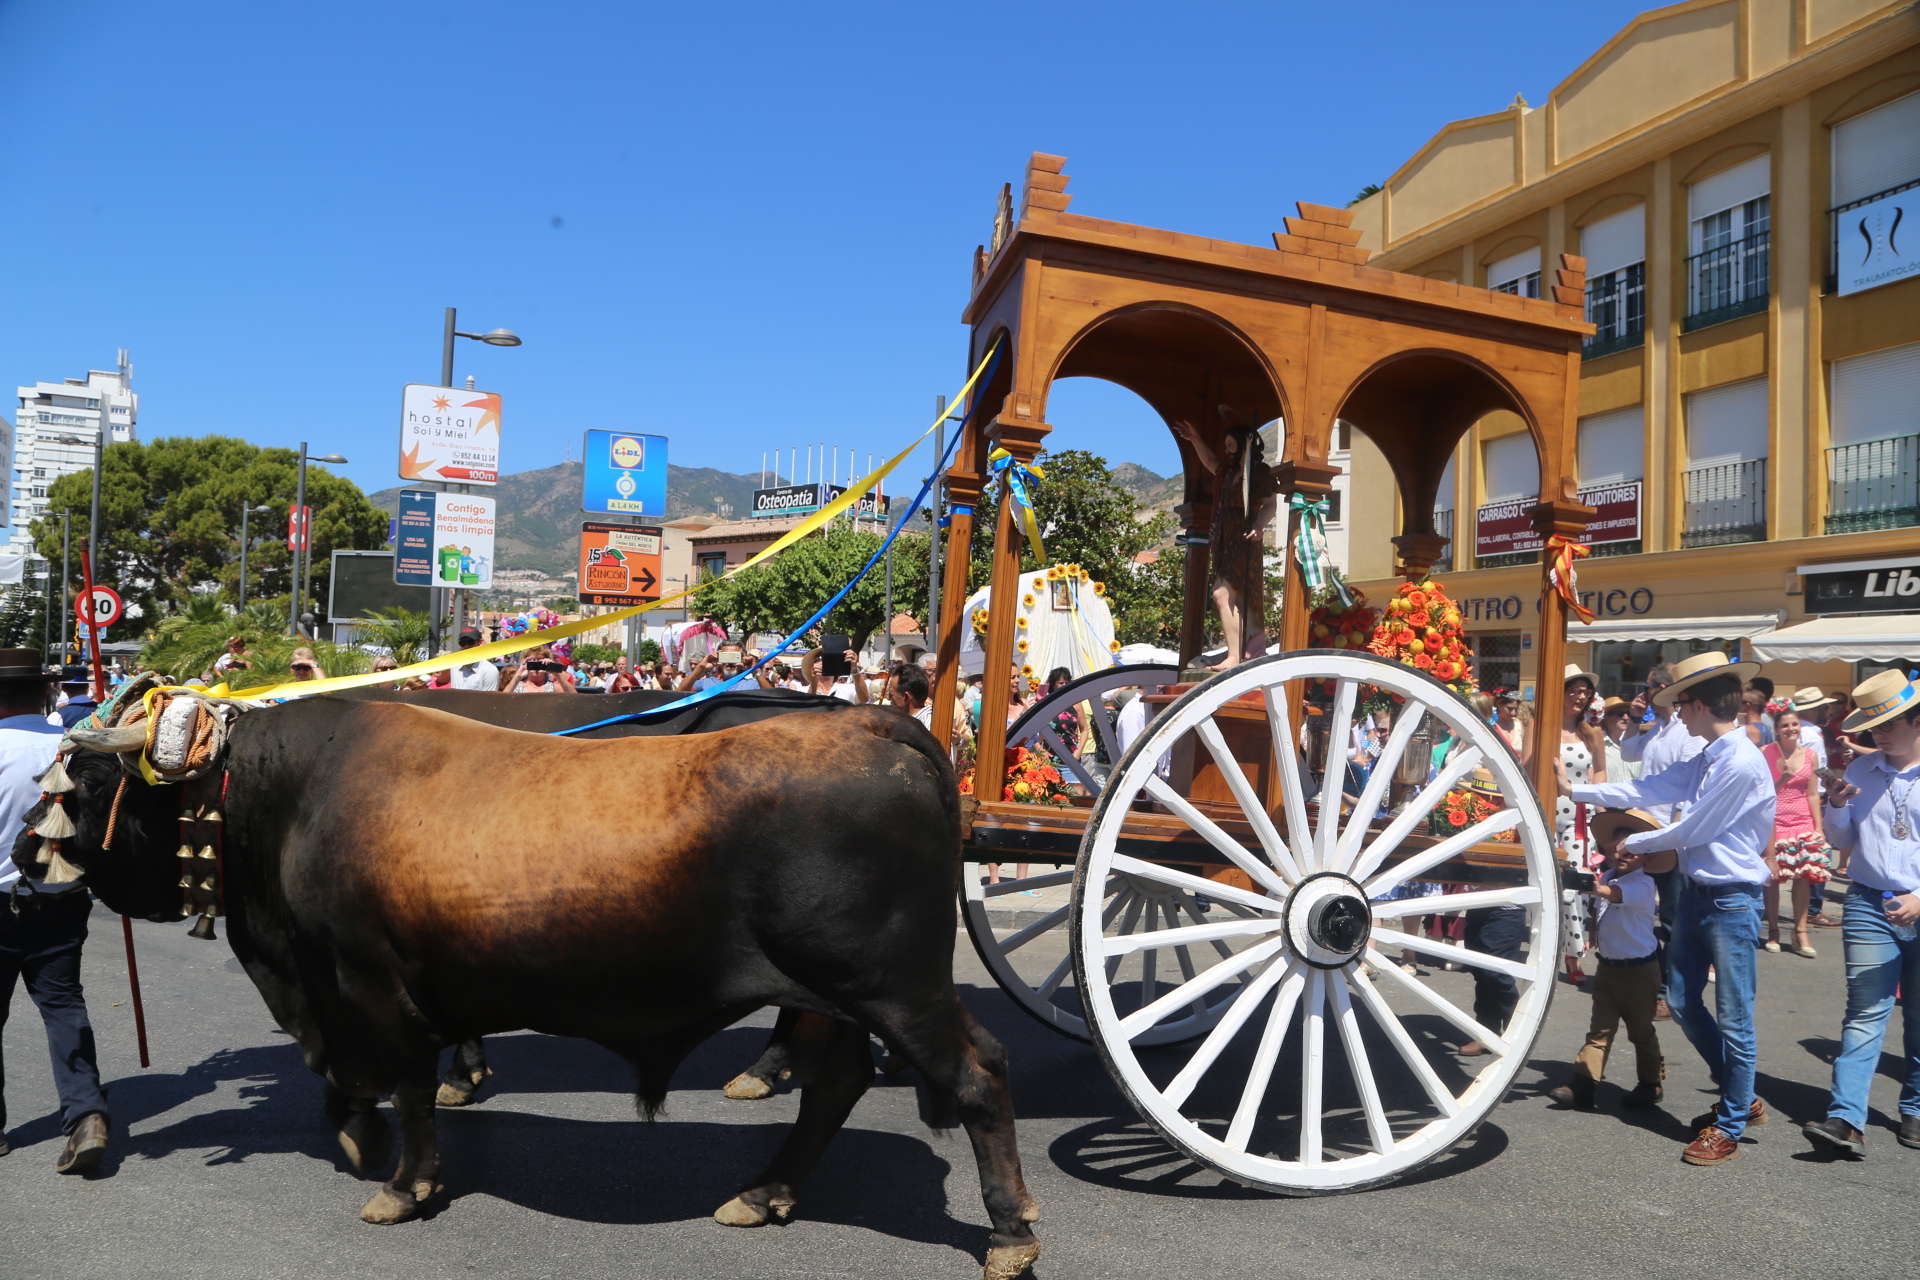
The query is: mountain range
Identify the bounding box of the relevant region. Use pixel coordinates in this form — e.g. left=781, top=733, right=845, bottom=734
left=370, top=455, right=1182, bottom=578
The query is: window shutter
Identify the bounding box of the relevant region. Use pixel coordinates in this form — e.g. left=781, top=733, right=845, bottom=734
left=1830, top=341, right=1920, bottom=447
left=1684, top=378, right=1769, bottom=468
left=1578, top=205, right=1646, bottom=278
left=1577, top=407, right=1645, bottom=486
left=1482, top=434, right=1539, bottom=503
left=1688, top=155, right=1770, bottom=222
left=1486, top=246, right=1541, bottom=291
left=1832, top=91, right=1920, bottom=206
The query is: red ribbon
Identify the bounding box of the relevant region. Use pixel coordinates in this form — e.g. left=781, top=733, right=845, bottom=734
left=1546, top=535, right=1595, bottom=624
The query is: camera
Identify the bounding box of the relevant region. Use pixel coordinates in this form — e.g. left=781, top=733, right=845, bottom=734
left=528, top=660, right=563, bottom=673
left=1560, top=867, right=1597, bottom=894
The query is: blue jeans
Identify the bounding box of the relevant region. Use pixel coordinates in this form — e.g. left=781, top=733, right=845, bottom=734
left=1826, top=884, right=1920, bottom=1130
left=0, top=890, right=109, bottom=1135
left=1666, top=878, right=1762, bottom=1139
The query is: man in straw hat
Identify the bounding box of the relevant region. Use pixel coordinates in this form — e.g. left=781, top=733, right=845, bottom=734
left=1801, top=668, right=1920, bottom=1156
left=1560, top=650, right=1775, bottom=1166
left=0, top=648, right=109, bottom=1171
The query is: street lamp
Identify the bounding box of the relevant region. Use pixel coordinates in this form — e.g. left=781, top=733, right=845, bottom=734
left=432, top=306, right=522, bottom=657
left=237, top=503, right=273, bottom=608
left=289, top=447, right=348, bottom=636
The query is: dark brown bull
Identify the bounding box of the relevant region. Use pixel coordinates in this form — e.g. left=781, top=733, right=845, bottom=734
left=39, top=697, right=1041, bottom=1279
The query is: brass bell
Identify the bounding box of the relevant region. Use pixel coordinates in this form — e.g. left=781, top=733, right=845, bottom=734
left=188, top=913, right=218, bottom=941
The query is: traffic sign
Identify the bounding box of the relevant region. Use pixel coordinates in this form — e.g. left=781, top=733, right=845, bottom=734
left=76, top=585, right=123, bottom=629
left=581, top=430, right=668, bottom=517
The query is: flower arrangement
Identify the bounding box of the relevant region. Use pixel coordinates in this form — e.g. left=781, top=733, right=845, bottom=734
left=1431, top=785, right=1517, bottom=842
left=958, top=745, right=1075, bottom=805
left=1369, top=576, right=1474, bottom=695
left=971, top=607, right=990, bottom=635
left=1308, top=588, right=1378, bottom=653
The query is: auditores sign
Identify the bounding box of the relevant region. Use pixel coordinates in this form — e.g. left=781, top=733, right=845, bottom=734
left=399, top=384, right=501, bottom=484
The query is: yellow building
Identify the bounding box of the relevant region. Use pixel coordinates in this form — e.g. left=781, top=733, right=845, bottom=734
left=1343, top=0, right=1920, bottom=703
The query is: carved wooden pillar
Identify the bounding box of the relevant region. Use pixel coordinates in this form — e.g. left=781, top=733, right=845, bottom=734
left=928, top=463, right=983, bottom=750
left=1271, top=460, right=1340, bottom=652
left=1526, top=497, right=1592, bottom=796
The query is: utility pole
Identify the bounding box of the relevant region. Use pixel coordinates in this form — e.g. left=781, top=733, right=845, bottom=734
left=289, top=444, right=308, bottom=635
left=927, top=395, right=946, bottom=654
left=59, top=511, right=71, bottom=663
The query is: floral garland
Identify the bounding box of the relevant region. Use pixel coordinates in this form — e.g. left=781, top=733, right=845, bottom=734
left=1368, top=576, right=1474, bottom=695
left=958, top=745, right=1075, bottom=805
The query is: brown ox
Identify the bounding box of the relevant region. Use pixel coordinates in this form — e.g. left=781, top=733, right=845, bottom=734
left=43, top=697, right=1041, bottom=1280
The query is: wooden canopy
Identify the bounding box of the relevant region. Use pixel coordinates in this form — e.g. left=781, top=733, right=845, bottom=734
left=930, top=153, right=1595, bottom=805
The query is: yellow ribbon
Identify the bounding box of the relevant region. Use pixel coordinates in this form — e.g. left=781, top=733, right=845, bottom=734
left=232, top=339, right=1004, bottom=702
left=987, top=448, right=1046, bottom=564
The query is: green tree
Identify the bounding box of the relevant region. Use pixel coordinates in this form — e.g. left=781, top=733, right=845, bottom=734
left=702, top=523, right=930, bottom=651
left=0, top=581, right=50, bottom=650
left=30, top=436, right=389, bottom=627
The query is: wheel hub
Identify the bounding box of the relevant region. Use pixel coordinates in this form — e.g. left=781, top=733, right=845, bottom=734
left=1284, top=872, right=1372, bottom=969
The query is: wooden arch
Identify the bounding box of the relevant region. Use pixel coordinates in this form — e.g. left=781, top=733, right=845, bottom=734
left=932, top=153, right=1593, bottom=804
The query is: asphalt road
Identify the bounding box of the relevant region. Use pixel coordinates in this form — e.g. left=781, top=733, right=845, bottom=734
left=2, top=901, right=1913, bottom=1280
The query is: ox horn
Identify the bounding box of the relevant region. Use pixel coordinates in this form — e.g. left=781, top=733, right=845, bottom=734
left=67, top=724, right=147, bottom=754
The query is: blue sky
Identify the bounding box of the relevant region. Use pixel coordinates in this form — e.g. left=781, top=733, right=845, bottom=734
left=0, top=1, right=1653, bottom=501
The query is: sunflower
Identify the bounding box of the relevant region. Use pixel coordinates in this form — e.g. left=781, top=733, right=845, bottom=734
left=1016, top=616, right=1028, bottom=628
left=1016, top=639, right=1029, bottom=653
left=1108, top=640, right=1121, bottom=653
left=1046, top=567, right=1063, bottom=580
left=1091, top=582, right=1105, bottom=596
left=1019, top=664, right=1034, bottom=676
left=1021, top=593, right=1035, bottom=607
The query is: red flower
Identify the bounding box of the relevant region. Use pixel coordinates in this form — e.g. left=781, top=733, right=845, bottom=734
left=1448, top=808, right=1469, bottom=827
left=1408, top=611, right=1431, bottom=628
left=1396, top=629, right=1415, bottom=646
left=1406, top=590, right=1429, bottom=608
left=1414, top=653, right=1434, bottom=669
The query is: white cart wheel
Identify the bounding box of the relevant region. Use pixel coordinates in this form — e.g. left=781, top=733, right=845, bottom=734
left=1072, top=651, right=1559, bottom=1193
left=963, top=664, right=1185, bottom=1043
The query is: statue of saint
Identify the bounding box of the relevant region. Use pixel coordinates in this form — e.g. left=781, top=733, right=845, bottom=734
left=1172, top=421, right=1278, bottom=669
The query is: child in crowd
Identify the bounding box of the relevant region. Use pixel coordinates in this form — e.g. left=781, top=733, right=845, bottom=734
left=1550, top=808, right=1668, bottom=1109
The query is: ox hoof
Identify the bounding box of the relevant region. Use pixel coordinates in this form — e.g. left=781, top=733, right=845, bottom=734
left=983, top=1241, right=1041, bottom=1280
left=722, top=1072, right=774, bottom=1101
left=336, top=1116, right=390, bottom=1175
left=1019, top=1197, right=1042, bottom=1224
left=359, top=1188, right=417, bottom=1225
left=436, top=1083, right=478, bottom=1108
left=713, top=1195, right=795, bottom=1227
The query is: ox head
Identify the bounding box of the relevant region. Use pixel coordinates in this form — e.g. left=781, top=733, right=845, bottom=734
left=12, top=726, right=187, bottom=922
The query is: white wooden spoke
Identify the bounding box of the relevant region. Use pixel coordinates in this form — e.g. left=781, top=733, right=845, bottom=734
left=983, top=869, right=1076, bottom=897
left=1074, top=650, right=1561, bottom=1192
left=1142, top=775, right=1291, bottom=897
left=1367, top=886, right=1541, bottom=918
left=1372, top=928, right=1532, bottom=981
left=1034, top=722, right=1101, bottom=792
left=1102, top=914, right=1285, bottom=959
left=1331, top=708, right=1424, bottom=871
left=1161, top=958, right=1294, bottom=1109
left=1226, top=964, right=1308, bottom=1152
left=1106, top=893, right=1146, bottom=981
left=1363, top=808, right=1524, bottom=898
left=1345, top=747, right=1486, bottom=885
left=1108, top=854, right=1281, bottom=916
left=1260, top=683, right=1316, bottom=873
left=1194, top=717, right=1301, bottom=883
left=1313, top=679, right=1359, bottom=872
left=1362, top=947, right=1509, bottom=1054
left=1137, top=899, right=1159, bottom=1017
left=1300, top=970, right=1328, bottom=1167
left=999, top=904, right=1070, bottom=954
left=1036, top=951, right=1073, bottom=999
left=1345, top=966, right=1462, bottom=1118
left=1328, top=975, right=1394, bottom=1155
left=1089, top=697, right=1124, bottom=769
left=1117, top=935, right=1287, bottom=1039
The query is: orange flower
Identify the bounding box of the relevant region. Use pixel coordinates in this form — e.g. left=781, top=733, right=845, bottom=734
left=1447, top=808, right=1469, bottom=827
left=1408, top=611, right=1431, bottom=628
left=1414, top=653, right=1434, bottom=669
left=1407, top=590, right=1429, bottom=608
left=1396, top=629, right=1415, bottom=646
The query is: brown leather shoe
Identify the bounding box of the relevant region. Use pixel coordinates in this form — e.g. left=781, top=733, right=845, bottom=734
left=1548, top=1082, right=1595, bottom=1109
left=55, top=1112, right=108, bottom=1175
left=1690, top=1097, right=1767, bottom=1133
left=1622, top=1081, right=1664, bottom=1108
left=1456, top=1040, right=1488, bottom=1057
left=1899, top=1114, right=1920, bottom=1149
left=1682, top=1125, right=1740, bottom=1165
left=1653, top=998, right=1672, bottom=1022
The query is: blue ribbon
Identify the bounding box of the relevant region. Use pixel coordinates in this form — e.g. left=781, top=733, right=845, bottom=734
left=988, top=448, right=1046, bottom=562
left=551, top=409, right=968, bottom=734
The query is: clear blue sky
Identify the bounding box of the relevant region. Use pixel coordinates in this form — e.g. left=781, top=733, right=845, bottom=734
left=0, top=1, right=1652, bottom=502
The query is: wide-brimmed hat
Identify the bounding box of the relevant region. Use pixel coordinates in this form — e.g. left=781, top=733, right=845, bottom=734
left=1465, top=766, right=1503, bottom=799
left=1651, top=650, right=1759, bottom=707
left=1601, top=696, right=1630, bottom=713
left=0, top=648, right=55, bottom=684
left=1589, top=807, right=1661, bottom=849
left=1842, top=670, right=1920, bottom=733
left=1562, top=662, right=1600, bottom=690
left=1788, top=686, right=1835, bottom=714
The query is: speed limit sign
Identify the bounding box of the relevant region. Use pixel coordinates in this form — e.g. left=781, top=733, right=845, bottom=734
left=76, top=585, right=123, bottom=630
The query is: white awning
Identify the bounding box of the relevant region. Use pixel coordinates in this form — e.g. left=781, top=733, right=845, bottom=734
left=1569, top=613, right=1782, bottom=645
left=1749, top=615, right=1920, bottom=664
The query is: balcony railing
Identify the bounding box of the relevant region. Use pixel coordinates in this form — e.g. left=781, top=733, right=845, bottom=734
left=1682, top=457, right=1768, bottom=548
left=1685, top=231, right=1769, bottom=332
left=1433, top=508, right=1453, bottom=572
left=1584, top=263, right=1644, bottom=360
left=1826, top=434, right=1920, bottom=534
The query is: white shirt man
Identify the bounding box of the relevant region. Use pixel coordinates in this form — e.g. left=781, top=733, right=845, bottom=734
left=447, top=630, right=500, bottom=691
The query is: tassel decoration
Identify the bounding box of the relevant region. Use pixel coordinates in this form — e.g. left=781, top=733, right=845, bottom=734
left=33, top=799, right=76, bottom=841
left=42, top=840, right=83, bottom=885
left=39, top=758, right=73, bottom=794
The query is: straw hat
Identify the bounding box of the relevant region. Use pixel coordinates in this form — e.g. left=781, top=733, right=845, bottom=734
left=1650, top=650, right=1759, bottom=707
left=1465, top=766, right=1503, bottom=799
left=1589, top=807, right=1661, bottom=848
left=1562, top=662, right=1600, bottom=689
left=1787, top=686, right=1835, bottom=714
left=1601, top=696, right=1630, bottom=713
left=1841, top=669, right=1920, bottom=733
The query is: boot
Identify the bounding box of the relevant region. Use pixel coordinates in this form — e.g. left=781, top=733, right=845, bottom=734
left=55, top=1113, right=108, bottom=1175
left=1548, top=1078, right=1595, bottom=1109
left=1622, top=1081, right=1664, bottom=1108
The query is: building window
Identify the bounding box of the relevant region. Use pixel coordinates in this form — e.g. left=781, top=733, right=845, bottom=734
left=698, top=553, right=726, bottom=580
left=1593, top=638, right=1745, bottom=702
left=1686, top=155, right=1770, bottom=331
left=30, top=488, right=45, bottom=498
left=1826, top=341, right=1920, bottom=534
left=1579, top=204, right=1646, bottom=359
left=1486, top=246, right=1541, bottom=298
left=1682, top=377, right=1768, bottom=547
left=1470, top=632, right=1520, bottom=692
left=1475, top=434, right=1539, bottom=568
left=1829, top=91, right=1920, bottom=292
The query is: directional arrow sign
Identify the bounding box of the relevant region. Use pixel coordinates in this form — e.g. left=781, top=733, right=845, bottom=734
left=634, top=565, right=658, bottom=594
left=579, top=522, right=662, bottom=607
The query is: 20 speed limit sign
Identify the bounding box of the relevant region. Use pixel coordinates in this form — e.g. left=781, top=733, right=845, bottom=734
left=76, top=585, right=123, bottom=629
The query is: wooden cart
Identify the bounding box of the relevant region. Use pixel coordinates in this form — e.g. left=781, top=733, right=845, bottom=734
left=928, top=155, right=1596, bottom=1193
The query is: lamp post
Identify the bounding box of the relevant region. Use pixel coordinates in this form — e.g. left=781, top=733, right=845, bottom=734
left=432, top=307, right=522, bottom=657
left=59, top=510, right=71, bottom=664
left=289, top=446, right=348, bottom=636
left=238, top=502, right=272, bottom=608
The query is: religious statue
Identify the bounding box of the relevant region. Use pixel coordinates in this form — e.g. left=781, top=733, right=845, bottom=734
left=1173, top=418, right=1278, bottom=669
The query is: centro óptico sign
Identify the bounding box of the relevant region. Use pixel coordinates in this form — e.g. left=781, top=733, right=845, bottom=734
left=1458, top=588, right=1657, bottom=623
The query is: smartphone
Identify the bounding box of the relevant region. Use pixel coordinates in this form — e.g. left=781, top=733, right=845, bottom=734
left=717, top=645, right=744, bottom=667
left=1815, top=766, right=1844, bottom=783
left=821, top=635, right=851, bottom=677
